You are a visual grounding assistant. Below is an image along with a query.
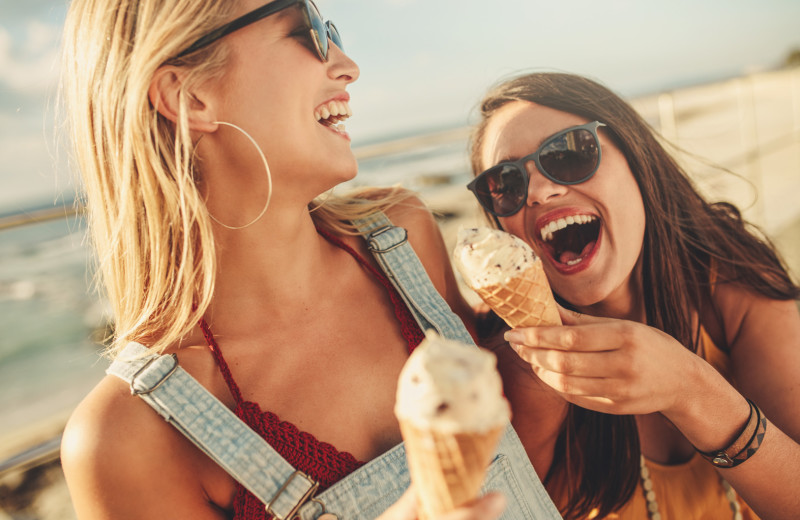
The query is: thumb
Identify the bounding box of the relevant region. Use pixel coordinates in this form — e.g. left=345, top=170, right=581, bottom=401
left=556, top=303, right=608, bottom=326
left=375, top=487, right=417, bottom=520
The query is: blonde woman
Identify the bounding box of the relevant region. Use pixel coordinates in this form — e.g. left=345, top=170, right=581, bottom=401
left=58, top=1, right=560, bottom=519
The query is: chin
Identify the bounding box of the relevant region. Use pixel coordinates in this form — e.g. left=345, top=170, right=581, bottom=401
left=552, top=283, right=603, bottom=309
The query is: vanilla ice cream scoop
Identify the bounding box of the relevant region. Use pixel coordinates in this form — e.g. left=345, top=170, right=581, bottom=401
left=452, top=227, right=537, bottom=289
left=452, top=226, right=561, bottom=328
left=395, top=331, right=510, bottom=518
left=395, top=330, right=510, bottom=434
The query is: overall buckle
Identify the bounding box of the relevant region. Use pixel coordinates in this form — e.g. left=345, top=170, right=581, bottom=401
left=265, top=470, right=319, bottom=520
left=367, top=225, right=408, bottom=253
left=129, top=354, right=179, bottom=395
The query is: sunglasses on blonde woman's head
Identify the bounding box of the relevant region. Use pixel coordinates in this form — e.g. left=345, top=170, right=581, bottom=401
left=468, top=121, right=607, bottom=217
left=176, top=0, right=342, bottom=61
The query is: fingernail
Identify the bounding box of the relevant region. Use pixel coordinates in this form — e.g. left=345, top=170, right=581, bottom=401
left=504, top=330, right=523, bottom=343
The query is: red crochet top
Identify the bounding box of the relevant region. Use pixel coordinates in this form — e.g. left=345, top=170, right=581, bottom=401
left=200, top=227, right=425, bottom=519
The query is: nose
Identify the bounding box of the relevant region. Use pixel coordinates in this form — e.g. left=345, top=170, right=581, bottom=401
left=525, top=161, right=568, bottom=206
left=327, top=43, right=360, bottom=83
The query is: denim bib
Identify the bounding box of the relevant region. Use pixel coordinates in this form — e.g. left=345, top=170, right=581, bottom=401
left=108, top=211, right=562, bottom=519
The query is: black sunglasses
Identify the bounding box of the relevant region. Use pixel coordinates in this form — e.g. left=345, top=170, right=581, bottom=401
left=175, top=0, right=342, bottom=61
left=468, top=121, right=607, bottom=217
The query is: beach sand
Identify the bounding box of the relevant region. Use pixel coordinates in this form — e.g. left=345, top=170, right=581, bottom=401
left=2, top=67, right=799, bottom=519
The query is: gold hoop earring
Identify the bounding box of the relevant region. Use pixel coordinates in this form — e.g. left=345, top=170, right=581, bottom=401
left=308, top=187, right=336, bottom=213
left=206, top=121, right=273, bottom=230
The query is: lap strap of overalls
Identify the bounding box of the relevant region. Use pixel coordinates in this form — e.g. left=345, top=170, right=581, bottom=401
left=107, top=343, right=317, bottom=520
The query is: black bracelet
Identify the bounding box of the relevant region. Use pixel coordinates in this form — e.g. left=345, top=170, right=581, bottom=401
left=697, top=399, right=768, bottom=468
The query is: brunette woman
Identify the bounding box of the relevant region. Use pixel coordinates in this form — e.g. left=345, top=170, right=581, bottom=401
left=467, top=72, right=800, bottom=519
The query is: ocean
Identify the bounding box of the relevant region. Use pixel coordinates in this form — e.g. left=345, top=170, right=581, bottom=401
left=0, top=214, right=107, bottom=439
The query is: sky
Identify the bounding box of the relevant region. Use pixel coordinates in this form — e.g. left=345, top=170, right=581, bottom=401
left=1, top=0, right=799, bottom=214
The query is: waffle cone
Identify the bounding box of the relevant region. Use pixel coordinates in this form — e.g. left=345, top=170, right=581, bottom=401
left=473, top=260, right=561, bottom=328
left=400, top=420, right=504, bottom=520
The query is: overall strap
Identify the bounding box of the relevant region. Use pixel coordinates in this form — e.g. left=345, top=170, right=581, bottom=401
left=352, top=211, right=475, bottom=345
left=107, top=342, right=317, bottom=520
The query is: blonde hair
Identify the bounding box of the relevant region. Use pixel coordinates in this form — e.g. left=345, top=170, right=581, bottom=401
left=61, top=0, right=407, bottom=358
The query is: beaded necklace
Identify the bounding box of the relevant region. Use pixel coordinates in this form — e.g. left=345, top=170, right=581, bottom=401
left=639, top=456, right=743, bottom=520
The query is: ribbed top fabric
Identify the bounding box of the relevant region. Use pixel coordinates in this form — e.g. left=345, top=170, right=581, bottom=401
left=200, top=227, right=425, bottom=519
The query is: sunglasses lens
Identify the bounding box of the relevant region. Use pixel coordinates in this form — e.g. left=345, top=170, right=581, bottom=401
left=539, top=128, right=600, bottom=183
left=473, top=164, right=527, bottom=216
left=306, top=1, right=328, bottom=59
left=327, top=21, right=343, bottom=51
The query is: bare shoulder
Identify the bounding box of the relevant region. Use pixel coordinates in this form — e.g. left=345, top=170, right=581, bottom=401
left=710, top=282, right=800, bottom=437
left=711, top=281, right=800, bottom=350
left=62, top=373, right=229, bottom=518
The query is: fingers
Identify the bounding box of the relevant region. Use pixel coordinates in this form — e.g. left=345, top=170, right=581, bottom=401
left=556, top=303, right=605, bottom=326
left=511, top=344, right=621, bottom=378
left=376, top=489, right=505, bottom=520
left=376, top=488, right=417, bottom=520
left=531, top=366, right=611, bottom=398
left=504, top=322, right=623, bottom=352
left=438, top=493, right=506, bottom=520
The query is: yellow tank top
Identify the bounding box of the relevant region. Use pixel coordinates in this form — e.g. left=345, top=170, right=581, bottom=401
left=549, top=329, right=759, bottom=519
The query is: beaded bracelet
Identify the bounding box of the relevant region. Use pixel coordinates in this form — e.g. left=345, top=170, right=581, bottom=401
left=697, top=399, right=768, bottom=468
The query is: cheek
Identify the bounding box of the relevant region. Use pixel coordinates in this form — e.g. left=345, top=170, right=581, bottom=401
left=618, top=176, right=646, bottom=233
left=610, top=176, right=646, bottom=264
left=498, top=214, right=541, bottom=253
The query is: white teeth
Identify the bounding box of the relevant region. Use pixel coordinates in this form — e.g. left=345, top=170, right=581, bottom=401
left=326, top=123, right=347, bottom=135
left=540, top=214, right=596, bottom=243
left=316, top=100, right=352, bottom=123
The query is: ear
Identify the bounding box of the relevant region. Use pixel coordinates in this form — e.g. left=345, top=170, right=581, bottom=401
left=148, top=66, right=217, bottom=133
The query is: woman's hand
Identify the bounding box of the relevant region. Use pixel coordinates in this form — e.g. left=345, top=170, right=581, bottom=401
left=376, top=487, right=506, bottom=520
left=503, top=306, right=703, bottom=418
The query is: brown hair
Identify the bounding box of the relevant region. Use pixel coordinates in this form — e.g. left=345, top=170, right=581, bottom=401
left=470, top=72, right=799, bottom=518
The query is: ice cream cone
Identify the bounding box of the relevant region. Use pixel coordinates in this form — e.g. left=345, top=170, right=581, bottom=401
left=452, top=227, right=562, bottom=328
left=473, top=259, right=561, bottom=328
left=399, top=421, right=505, bottom=520
left=394, top=332, right=510, bottom=520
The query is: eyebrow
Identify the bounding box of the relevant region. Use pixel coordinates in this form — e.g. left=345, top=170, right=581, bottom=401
left=272, top=4, right=303, bottom=24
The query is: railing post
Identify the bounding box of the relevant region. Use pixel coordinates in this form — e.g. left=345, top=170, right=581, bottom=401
left=657, top=91, right=677, bottom=143
left=734, top=75, right=766, bottom=227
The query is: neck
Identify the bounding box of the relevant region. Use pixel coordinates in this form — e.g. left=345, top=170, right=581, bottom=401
left=577, top=260, right=646, bottom=322
left=208, top=207, right=331, bottom=317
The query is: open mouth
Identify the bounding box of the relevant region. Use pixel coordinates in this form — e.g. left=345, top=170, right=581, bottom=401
left=315, top=99, right=351, bottom=135
left=538, top=214, right=601, bottom=268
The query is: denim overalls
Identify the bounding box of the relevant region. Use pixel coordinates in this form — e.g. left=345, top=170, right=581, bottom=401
left=108, top=212, right=562, bottom=519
